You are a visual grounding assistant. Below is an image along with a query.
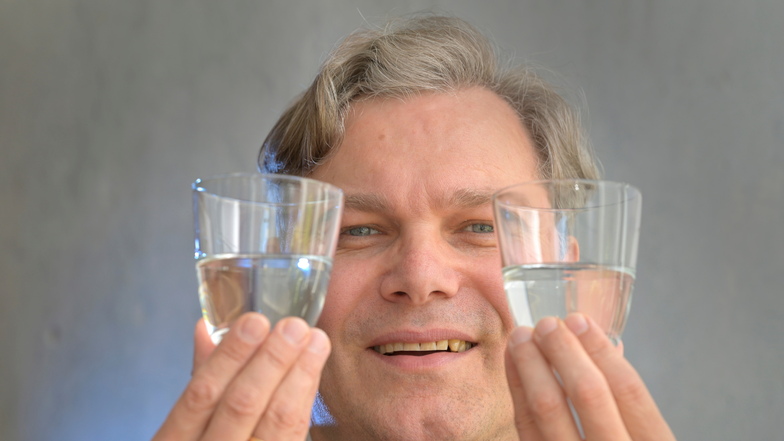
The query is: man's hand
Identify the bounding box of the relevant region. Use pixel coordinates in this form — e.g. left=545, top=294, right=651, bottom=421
left=153, top=313, right=330, bottom=441
left=505, top=313, right=676, bottom=441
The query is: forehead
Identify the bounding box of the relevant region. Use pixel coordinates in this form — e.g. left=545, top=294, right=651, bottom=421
left=310, top=88, right=539, bottom=207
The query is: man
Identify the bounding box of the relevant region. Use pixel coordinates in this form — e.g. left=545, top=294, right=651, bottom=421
left=155, top=15, right=675, bottom=441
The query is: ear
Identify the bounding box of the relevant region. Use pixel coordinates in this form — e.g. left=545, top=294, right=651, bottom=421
left=565, top=236, right=580, bottom=262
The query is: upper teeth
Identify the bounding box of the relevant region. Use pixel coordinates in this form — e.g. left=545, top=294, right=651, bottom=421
left=373, top=339, right=474, bottom=354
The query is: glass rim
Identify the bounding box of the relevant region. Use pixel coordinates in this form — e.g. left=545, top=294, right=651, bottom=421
left=493, top=178, right=641, bottom=211
left=192, top=172, right=344, bottom=205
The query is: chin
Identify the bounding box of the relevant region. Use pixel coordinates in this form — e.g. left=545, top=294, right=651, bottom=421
left=316, top=386, right=516, bottom=441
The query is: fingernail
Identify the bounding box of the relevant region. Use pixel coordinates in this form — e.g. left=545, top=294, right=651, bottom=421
left=307, top=329, right=330, bottom=354
left=509, top=326, right=533, bottom=347
left=565, top=313, right=589, bottom=335
left=536, top=316, right=558, bottom=337
left=281, top=318, right=309, bottom=344
left=239, top=314, right=267, bottom=344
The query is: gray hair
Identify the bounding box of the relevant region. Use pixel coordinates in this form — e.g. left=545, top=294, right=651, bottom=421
left=258, top=15, right=599, bottom=182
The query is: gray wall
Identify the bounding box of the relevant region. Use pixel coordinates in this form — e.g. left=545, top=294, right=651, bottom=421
left=1, top=1, right=781, bottom=440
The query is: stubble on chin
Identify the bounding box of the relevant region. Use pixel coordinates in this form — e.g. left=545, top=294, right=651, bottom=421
left=313, top=357, right=518, bottom=441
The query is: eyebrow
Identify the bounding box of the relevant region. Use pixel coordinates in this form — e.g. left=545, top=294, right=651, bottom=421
left=446, top=188, right=494, bottom=208
left=344, top=193, right=391, bottom=212
left=343, top=188, right=495, bottom=213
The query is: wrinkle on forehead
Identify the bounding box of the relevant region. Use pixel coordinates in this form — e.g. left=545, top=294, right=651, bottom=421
left=344, top=187, right=496, bottom=214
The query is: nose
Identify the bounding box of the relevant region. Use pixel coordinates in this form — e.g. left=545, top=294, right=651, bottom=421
left=379, top=229, right=461, bottom=305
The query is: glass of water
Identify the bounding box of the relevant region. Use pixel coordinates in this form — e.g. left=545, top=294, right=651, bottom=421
left=493, top=180, right=641, bottom=344
left=193, top=173, right=343, bottom=344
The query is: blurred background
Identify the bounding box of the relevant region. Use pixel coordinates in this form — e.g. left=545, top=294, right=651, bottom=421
left=1, top=1, right=782, bottom=440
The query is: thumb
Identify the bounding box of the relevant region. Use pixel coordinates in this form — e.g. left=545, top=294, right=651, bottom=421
left=192, top=318, right=217, bottom=374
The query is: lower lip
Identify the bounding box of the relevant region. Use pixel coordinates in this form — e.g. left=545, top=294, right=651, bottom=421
left=367, top=348, right=474, bottom=370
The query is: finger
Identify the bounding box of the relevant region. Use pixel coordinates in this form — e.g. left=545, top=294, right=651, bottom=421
left=193, top=318, right=216, bottom=373
left=533, top=316, right=631, bottom=441
left=505, top=327, right=545, bottom=441
left=507, top=325, right=582, bottom=440
left=200, top=317, right=312, bottom=441
left=253, top=327, right=332, bottom=440
left=153, top=312, right=270, bottom=441
left=565, top=314, right=676, bottom=441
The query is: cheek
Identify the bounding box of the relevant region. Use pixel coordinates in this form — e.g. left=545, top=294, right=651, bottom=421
left=472, top=258, right=515, bottom=332
left=316, top=257, right=375, bottom=332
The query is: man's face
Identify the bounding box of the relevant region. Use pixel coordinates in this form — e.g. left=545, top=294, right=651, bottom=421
left=309, top=87, right=539, bottom=441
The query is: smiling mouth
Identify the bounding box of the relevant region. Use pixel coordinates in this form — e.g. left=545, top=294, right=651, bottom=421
left=373, top=340, right=475, bottom=355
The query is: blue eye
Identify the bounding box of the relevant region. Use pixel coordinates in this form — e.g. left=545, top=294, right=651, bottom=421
left=345, top=226, right=378, bottom=236
left=468, top=223, right=494, bottom=233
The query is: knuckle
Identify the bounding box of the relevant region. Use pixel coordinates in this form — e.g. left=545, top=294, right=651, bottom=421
left=572, top=376, right=610, bottom=407
left=515, top=396, right=537, bottom=433
left=544, top=330, right=572, bottom=354
left=224, top=387, right=262, bottom=418
left=584, top=337, right=615, bottom=361
left=534, top=330, right=570, bottom=358
left=514, top=410, right=538, bottom=434
left=508, top=341, right=543, bottom=371
left=614, top=376, right=649, bottom=405
left=510, top=343, right=538, bottom=364
left=219, top=340, right=253, bottom=364
left=182, top=378, right=221, bottom=413
left=529, top=391, right=563, bottom=422
left=262, top=345, right=294, bottom=371
left=293, top=356, right=323, bottom=379
left=265, top=401, right=309, bottom=433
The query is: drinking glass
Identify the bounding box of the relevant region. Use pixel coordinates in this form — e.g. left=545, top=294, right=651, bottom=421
left=493, top=180, right=641, bottom=344
left=193, top=173, right=343, bottom=344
